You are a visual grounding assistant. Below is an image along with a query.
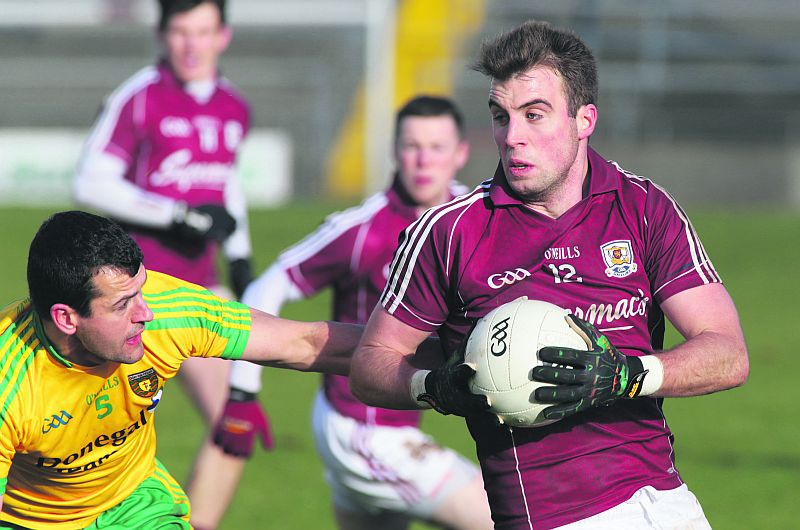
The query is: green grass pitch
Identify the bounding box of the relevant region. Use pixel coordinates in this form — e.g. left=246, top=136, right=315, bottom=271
left=1, top=204, right=797, bottom=528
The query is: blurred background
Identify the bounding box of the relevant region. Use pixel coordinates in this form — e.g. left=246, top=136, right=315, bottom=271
left=2, top=0, right=799, bottom=208
left=1, top=1, right=798, bottom=528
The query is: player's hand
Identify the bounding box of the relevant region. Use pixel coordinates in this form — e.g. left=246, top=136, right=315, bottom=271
left=416, top=341, right=490, bottom=417
left=229, top=258, right=253, bottom=300
left=531, top=315, right=648, bottom=421
left=212, top=388, right=274, bottom=457
left=173, top=202, right=237, bottom=242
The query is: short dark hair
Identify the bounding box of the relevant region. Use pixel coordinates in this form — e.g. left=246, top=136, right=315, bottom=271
left=27, top=211, right=143, bottom=321
left=472, top=20, right=598, bottom=117
left=158, top=0, right=226, bottom=32
left=395, top=95, right=466, bottom=142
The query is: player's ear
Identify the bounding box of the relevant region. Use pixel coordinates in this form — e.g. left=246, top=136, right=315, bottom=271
left=218, top=25, right=233, bottom=53
left=455, top=139, right=470, bottom=170
left=50, top=304, right=79, bottom=336
left=575, top=104, right=597, bottom=140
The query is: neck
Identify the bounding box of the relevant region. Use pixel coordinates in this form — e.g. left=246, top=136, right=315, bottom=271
left=523, top=145, right=590, bottom=219
left=42, top=320, right=101, bottom=367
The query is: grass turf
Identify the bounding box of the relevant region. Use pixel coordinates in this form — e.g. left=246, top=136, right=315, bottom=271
left=1, top=204, right=797, bottom=528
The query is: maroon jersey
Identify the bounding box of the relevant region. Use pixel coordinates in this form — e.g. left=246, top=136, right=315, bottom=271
left=84, top=61, right=250, bottom=286
left=279, top=180, right=466, bottom=426
left=381, top=148, right=720, bottom=529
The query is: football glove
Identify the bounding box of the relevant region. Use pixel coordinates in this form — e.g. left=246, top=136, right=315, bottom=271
left=416, top=340, right=490, bottom=417
left=228, top=258, right=253, bottom=300
left=212, top=388, right=274, bottom=457
left=172, top=202, right=237, bottom=242
left=532, top=314, right=648, bottom=421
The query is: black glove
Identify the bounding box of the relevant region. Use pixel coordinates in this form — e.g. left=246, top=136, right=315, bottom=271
left=416, top=341, right=490, bottom=417
left=532, top=314, right=648, bottom=422
left=172, top=202, right=237, bottom=242
left=229, top=258, right=253, bottom=300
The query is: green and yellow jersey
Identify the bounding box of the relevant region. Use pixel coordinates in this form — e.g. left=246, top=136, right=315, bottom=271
left=0, top=271, right=251, bottom=529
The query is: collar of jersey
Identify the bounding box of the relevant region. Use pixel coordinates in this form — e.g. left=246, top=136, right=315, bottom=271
left=489, top=147, right=620, bottom=206
left=31, top=308, right=73, bottom=368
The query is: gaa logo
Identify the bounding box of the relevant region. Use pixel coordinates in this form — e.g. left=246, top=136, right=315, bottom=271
left=487, top=268, right=531, bottom=289
left=489, top=317, right=510, bottom=357
left=42, top=410, right=73, bottom=434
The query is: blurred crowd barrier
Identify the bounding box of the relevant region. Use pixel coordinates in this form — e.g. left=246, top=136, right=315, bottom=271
left=0, top=0, right=798, bottom=206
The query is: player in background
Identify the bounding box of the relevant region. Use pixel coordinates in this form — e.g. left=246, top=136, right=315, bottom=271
left=72, top=2, right=267, bottom=529
left=350, top=21, right=749, bottom=529
left=216, top=96, right=493, bottom=529
left=0, top=210, right=366, bottom=529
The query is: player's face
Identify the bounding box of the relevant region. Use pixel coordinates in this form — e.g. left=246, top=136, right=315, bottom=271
left=73, top=265, right=153, bottom=365
left=489, top=65, right=596, bottom=206
left=161, top=2, right=230, bottom=83
left=395, top=115, right=468, bottom=212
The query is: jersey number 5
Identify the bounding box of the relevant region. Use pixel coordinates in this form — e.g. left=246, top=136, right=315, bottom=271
left=95, top=394, right=113, bottom=419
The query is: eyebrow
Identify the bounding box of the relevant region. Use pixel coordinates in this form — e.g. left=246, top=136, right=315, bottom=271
left=488, top=98, right=553, bottom=111
left=112, top=292, right=138, bottom=308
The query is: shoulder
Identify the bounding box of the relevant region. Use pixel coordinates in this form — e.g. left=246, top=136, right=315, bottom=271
left=411, top=181, right=491, bottom=238
left=104, top=65, right=161, bottom=106
left=1, top=300, right=35, bottom=358
left=307, top=191, right=390, bottom=237
left=277, top=192, right=390, bottom=266
left=606, top=159, right=682, bottom=214
left=142, top=271, right=211, bottom=307
left=217, top=77, right=250, bottom=108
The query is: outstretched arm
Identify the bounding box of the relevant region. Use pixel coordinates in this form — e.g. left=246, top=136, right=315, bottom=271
left=240, top=309, right=362, bottom=375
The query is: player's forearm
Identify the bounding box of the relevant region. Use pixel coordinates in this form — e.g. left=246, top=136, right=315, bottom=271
left=349, top=343, right=425, bottom=410
left=243, top=315, right=360, bottom=375
left=74, top=152, right=177, bottom=228
left=651, top=329, right=748, bottom=397
left=222, top=172, right=252, bottom=260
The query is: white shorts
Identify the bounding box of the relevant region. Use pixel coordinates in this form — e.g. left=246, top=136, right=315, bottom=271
left=311, top=391, right=481, bottom=519
left=555, top=484, right=712, bottom=529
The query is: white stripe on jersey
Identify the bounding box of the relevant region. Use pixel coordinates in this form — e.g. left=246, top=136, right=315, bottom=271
left=278, top=192, right=388, bottom=269
left=79, top=66, right=159, bottom=169
left=509, top=429, right=535, bottom=530
left=612, top=162, right=720, bottom=286
left=383, top=184, right=489, bottom=315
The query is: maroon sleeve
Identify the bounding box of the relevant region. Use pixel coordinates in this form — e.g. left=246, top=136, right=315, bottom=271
left=643, top=182, right=721, bottom=303
left=278, top=216, right=362, bottom=297
left=380, top=210, right=453, bottom=332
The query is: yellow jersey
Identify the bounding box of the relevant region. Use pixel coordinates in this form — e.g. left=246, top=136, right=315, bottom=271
left=0, top=271, right=251, bottom=529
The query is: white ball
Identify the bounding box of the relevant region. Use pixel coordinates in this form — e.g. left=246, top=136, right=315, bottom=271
left=463, top=297, right=589, bottom=428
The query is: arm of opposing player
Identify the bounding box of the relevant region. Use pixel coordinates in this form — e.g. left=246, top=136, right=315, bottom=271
left=239, top=309, right=361, bottom=375
left=229, top=264, right=306, bottom=391
left=655, top=282, right=749, bottom=397
left=349, top=306, right=435, bottom=410
left=222, top=170, right=253, bottom=260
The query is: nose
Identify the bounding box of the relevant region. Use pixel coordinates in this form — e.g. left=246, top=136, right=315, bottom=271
left=133, top=295, right=154, bottom=324
left=416, top=148, right=432, bottom=167
left=504, top=117, right=526, bottom=148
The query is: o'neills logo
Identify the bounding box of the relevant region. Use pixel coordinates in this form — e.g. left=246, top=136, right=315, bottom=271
left=128, top=368, right=159, bottom=398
